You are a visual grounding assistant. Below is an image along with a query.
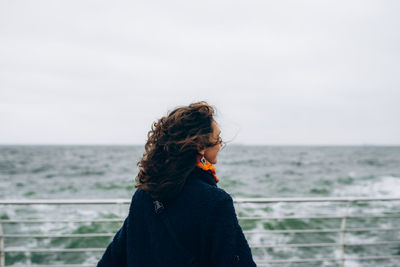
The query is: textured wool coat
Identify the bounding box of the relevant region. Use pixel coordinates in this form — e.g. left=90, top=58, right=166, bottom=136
left=97, top=167, right=257, bottom=267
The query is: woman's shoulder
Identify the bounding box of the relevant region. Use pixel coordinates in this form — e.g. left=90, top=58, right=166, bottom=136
left=128, top=169, right=233, bottom=211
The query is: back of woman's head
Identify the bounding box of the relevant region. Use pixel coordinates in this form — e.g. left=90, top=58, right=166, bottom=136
left=135, top=101, right=217, bottom=201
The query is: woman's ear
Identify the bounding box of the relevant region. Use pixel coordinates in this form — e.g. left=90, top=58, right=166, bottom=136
left=199, top=149, right=205, bottom=155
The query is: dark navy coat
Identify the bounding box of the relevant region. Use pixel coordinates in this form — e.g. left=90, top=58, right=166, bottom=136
left=97, top=167, right=257, bottom=267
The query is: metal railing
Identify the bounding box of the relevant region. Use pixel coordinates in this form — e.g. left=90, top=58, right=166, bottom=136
left=1, top=197, right=399, bottom=266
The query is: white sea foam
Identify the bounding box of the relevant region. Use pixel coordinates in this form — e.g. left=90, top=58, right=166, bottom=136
left=334, top=175, right=400, bottom=197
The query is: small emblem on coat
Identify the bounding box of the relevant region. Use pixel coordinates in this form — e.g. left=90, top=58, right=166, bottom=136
left=153, top=200, right=165, bottom=214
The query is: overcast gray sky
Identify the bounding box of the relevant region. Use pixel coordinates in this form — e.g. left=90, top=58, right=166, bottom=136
left=1, top=0, right=399, bottom=145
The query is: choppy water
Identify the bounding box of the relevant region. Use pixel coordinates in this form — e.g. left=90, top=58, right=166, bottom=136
left=1, top=145, right=400, bottom=266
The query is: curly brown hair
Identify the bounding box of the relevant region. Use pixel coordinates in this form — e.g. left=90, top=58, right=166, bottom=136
left=135, top=101, right=218, bottom=201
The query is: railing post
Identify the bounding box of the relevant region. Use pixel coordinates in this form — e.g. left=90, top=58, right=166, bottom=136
left=339, top=201, right=351, bottom=267
left=0, top=223, right=4, bottom=267
left=25, top=251, right=32, bottom=266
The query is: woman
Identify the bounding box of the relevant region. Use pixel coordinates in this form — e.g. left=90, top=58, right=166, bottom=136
left=97, top=102, right=256, bottom=267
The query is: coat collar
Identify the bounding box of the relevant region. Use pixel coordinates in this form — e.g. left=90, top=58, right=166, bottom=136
left=196, top=156, right=219, bottom=183
left=191, top=167, right=218, bottom=187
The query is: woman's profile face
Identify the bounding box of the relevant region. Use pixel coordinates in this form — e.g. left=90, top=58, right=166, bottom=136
left=203, top=121, right=222, bottom=164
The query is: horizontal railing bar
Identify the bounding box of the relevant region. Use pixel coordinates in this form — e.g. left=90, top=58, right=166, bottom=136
left=1, top=213, right=399, bottom=224
left=3, top=227, right=400, bottom=238
left=1, top=244, right=341, bottom=252
left=251, top=242, right=340, bottom=248
left=4, top=255, right=399, bottom=266
left=4, top=265, right=97, bottom=267
left=251, top=241, right=400, bottom=249
left=256, top=255, right=400, bottom=264
left=252, top=229, right=338, bottom=233
left=346, top=227, right=400, bottom=232
left=3, top=256, right=400, bottom=267
left=344, top=241, right=400, bottom=246
left=4, top=226, right=400, bottom=238
left=3, top=241, right=398, bottom=252
left=2, top=248, right=105, bottom=252
left=2, top=244, right=399, bottom=257
left=239, top=214, right=400, bottom=220
left=0, top=199, right=131, bottom=205
left=234, top=197, right=400, bottom=203
left=257, top=257, right=339, bottom=263
left=346, top=255, right=400, bottom=260
left=0, top=219, right=123, bottom=223
left=4, top=265, right=96, bottom=267
left=1, top=196, right=400, bottom=205
left=1, top=233, right=115, bottom=238
left=4, top=239, right=400, bottom=252
left=244, top=227, right=400, bottom=234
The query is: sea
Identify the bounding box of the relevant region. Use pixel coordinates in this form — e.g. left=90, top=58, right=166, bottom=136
left=0, top=145, right=399, bottom=266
